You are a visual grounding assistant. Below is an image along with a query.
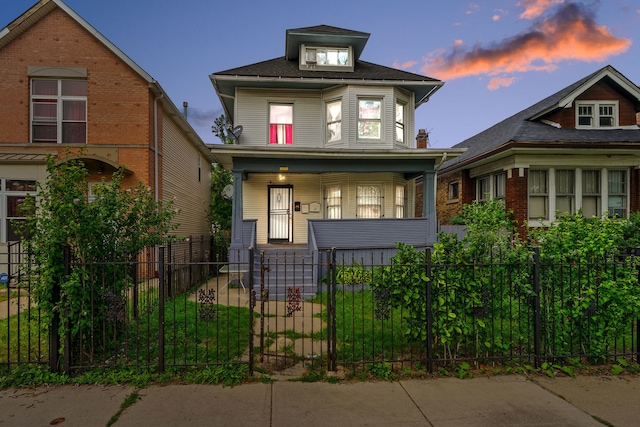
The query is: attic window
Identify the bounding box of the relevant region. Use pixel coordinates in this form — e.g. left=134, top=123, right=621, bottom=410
left=299, top=45, right=353, bottom=71
left=576, top=101, right=618, bottom=128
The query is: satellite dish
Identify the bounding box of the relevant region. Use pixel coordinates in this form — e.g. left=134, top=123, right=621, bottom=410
left=222, top=184, right=234, bottom=200
left=228, top=125, right=243, bottom=140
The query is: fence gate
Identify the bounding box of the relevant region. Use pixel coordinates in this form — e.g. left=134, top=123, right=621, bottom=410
left=257, top=248, right=337, bottom=371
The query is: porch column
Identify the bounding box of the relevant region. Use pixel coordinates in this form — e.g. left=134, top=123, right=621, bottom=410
left=230, top=170, right=244, bottom=249
left=422, top=171, right=436, bottom=242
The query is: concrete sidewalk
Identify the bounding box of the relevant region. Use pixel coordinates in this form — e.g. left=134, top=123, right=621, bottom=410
left=2, top=374, right=639, bottom=426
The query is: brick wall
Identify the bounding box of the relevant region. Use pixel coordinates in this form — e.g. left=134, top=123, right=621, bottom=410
left=0, top=7, right=157, bottom=191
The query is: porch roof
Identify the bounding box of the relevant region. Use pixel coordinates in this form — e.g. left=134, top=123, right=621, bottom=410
left=208, top=145, right=464, bottom=174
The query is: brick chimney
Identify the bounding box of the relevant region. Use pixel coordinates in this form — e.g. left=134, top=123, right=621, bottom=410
left=416, top=129, right=429, bottom=148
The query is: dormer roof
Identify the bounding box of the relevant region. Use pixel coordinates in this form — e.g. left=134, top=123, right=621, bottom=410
left=285, top=25, right=370, bottom=61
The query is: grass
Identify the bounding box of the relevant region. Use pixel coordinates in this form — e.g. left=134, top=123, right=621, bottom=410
left=0, top=308, right=49, bottom=367
left=313, top=290, right=417, bottom=363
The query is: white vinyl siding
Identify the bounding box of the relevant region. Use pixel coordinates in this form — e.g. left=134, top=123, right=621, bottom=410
left=234, top=86, right=414, bottom=149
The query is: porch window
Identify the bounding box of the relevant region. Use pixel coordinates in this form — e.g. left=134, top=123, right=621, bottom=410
left=494, top=172, right=506, bottom=201
left=358, top=99, right=381, bottom=140
left=582, top=170, right=601, bottom=217
left=477, top=176, right=489, bottom=203
left=325, top=185, right=342, bottom=219
left=356, top=184, right=382, bottom=218
left=326, top=100, right=342, bottom=143
left=395, top=103, right=405, bottom=143
left=555, top=170, right=575, bottom=215
left=529, top=170, right=548, bottom=220
left=269, top=104, right=293, bottom=144
left=395, top=185, right=406, bottom=218
left=608, top=170, right=627, bottom=218
left=31, top=79, right=87, bottom=144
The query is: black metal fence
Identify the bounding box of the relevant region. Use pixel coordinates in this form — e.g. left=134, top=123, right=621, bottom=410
left=2, top=242, right=640, bottom=377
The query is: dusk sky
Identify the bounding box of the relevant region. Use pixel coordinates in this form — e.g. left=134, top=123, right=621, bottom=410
left=2, top=0, right=638, bottom=148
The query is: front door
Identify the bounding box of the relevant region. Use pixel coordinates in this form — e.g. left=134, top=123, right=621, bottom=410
left=268, top=185, right=293, bottom=243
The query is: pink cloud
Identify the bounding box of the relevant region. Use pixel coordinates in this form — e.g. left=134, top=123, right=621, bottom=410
left=453, top=39, right=464, bottom=46
left=420, top=3, right=631, bottom=82
left=487, top=77, right=517, bottom=90
left=517, top=0, right=565, bottom=20
left=392, top=60, right=418, bottom=70
left=493, top=15, right=501, bottom=21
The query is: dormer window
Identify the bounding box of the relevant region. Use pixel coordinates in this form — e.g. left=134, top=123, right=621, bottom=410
left=300, top=45, right=353, bottom=71
left=576, top=101, right=618, bottom=128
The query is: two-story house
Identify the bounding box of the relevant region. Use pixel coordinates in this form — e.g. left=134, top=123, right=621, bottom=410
left=436, top=65, right=640, bottom=235
left=0, top=0, right=214, bottom=260
left=210, top=25, right=462, bottom=270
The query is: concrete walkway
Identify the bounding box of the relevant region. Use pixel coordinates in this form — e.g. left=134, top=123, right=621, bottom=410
left=2, top=374, right=640, bottom=426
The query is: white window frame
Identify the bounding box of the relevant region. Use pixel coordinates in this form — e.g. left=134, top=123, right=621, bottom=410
left=395, top=185, right=406, bottom=218
left=326, top=99, right=342, bottom=143
left=268, top=103, right=293, bottom=145
left=555, top=169, right=575, bottom=216
left=356, top=184, right=383, bottom=218
left=300, top=45, right=353, bottom=71
left=1, top=179, right=37, bottom=243
left=31, top=78, right=87, bottom=144
left=575, top=100, right=618, bottom=128
left=529, top=170, right=549, bottom=220
left=395, top=102, right=405, bottom=144
left=357, top=98, right=382, bottom=141
left=324, top=185, right=342, bottom=219
left=528, top=168, right=630, bottom=226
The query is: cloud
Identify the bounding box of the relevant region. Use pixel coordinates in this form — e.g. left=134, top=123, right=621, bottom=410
left=453, top=39, right=464, bottom=46
left=393, top=60, right=418, bottom=70
left=517, top=0, right=565, bottom=20
left=466, top=3, right=480, bottom=15
left=493, top=15, right=501, bottom=21
left=488, top=77, right=517, bottom=90
left=493, top=8, right=508, bottom=21
left=420, top=3, right=631, bottom=83
left=186, top=107, right=219, bottom=128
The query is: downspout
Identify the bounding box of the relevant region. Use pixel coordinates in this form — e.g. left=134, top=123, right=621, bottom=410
left=153, top=92, right=164, bottom=203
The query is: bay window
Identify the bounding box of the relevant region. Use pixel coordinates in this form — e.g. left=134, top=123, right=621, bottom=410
left=608, top=170, right=627, bottom=218
left=529, top=170, right=549, bottom=220
left=555, top=170, right=575, bottom=215
left=395, top=103, right=405, bottom=143
left=325, top=185, right=342, bottom=219
left=358, top=99, right=381, bottom=140
left=356, top=184, right=382, bottom=218
left=581, top=170, right=601, bottom=217
left=31, top=79, right=87, bottom=144
left=269, top=104, right=293, bottom=144
left=326, top=100, right=342, bottom=143
left=395, top=185, right=405, bottom=218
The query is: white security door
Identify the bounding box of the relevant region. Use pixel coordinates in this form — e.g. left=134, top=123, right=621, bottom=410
left=268, top=186, right=292, bottom=242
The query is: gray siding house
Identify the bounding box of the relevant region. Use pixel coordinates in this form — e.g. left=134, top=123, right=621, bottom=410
left=209, top=26, right=463, bottom=275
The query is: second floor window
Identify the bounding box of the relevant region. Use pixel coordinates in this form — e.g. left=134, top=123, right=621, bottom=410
left=326, top=100, right=342, bottom=143
left=358, top=99, right=381, bottom=140
left=395, top=103, right=405, bottom=143
left=576, top=101, right=617, bottom=128
left=31, top=79, right=87, bottom=144
left=269, top=104, right=293, bottom=144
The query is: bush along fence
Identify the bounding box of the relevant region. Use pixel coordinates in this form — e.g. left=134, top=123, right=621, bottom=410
left=1, top=234, right=247, bottom=376
left=3, top=237, right=640, bottom=377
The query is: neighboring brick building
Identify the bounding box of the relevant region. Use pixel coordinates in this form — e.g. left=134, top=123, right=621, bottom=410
left=0, top=0, right=213, bottom=246
left=436, top=65, right=640, bottom=235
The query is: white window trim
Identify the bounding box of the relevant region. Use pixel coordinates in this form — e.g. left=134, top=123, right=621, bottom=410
left=1, top=179, right=37, bottom=243
left=395, top=102, right=406, bottom=144
left=324, top=184, right=342, bottom=219
left=575, top=100, right=619, bottom=129
left=300, top=45, right=354, bottom=71
left=448, top=181, right=460, bottom=202
left=326, top=99, right=342, bottom=144
left=356, top=183, right=384, bottom=218
left=528, top=168, right=630, bottom=227
left=357, top=98, right=383, bottom=142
